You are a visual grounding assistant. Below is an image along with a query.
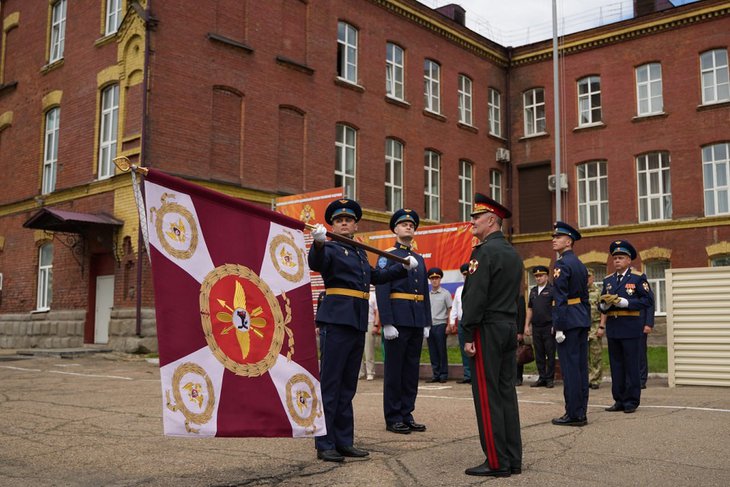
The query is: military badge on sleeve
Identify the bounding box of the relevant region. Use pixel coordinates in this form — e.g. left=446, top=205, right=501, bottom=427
left=643, top=281, right=650, bottom=292
left=378, top=256, right=387, bottom=268
left=468, top=259, right=479, bottom=274
left=553, top=268, right=561, bottom=279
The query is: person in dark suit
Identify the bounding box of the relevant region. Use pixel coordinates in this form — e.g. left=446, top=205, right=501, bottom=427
left=597, top=240, right=654, bottom=414
left=375, top=208, right=431, bottom=434
left=461, top=193, right=523, bottom=478
left=524, top=265, right=555, bottom=388
left=515, top=293, right=527, bottom=386
left=308, top=199, right=417, bottom=462
left=550, top=221, right=591, bottom=427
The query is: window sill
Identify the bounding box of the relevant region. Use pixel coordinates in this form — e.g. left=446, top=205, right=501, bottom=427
left=0, top=80, right=18, bottom=96
left=632, top=112, right=667, bottom=122
left=518, top=131, right=549, bottom=141
left=207, top=33, right=254, bottom=53
left=31, top=308, right=50, bottom=314
left=487, top=132, right=506, bottom=142
left=275, top=55, right=314, bottom=75
left=94, top=33, right=117, bottom=48
left=423, top=110, right=446, bottom=123
left=385, top=95, right=409, bottom=108
left=573, top=122, right=606, bottom=132
left=697, top=100, right=730, bottom=112
left=334, top=77, right=365, bottom=93
left=457, top=122, right=478, bottom=134
left=40, top=59, right=64, bottom=75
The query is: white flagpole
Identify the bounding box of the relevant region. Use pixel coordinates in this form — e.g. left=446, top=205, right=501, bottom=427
left=552, top=0, right=562, bottom=221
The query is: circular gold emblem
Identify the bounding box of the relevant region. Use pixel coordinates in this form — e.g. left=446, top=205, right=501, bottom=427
left=200, top=264, right=288, bottom=377
left=151, top=192, right=199, bottom=259
left=285, top=373, right=321, bottom=430
left=269, top=231, right=305, bottom=283
left=165, top=362, right=215, bottom=433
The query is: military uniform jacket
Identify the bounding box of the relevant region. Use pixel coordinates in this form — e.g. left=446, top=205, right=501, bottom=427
left=461, top=231, right=524, bottom=342
left=375, top=243, right=431, bottom=328
left=600, top=268, right=654, bottom=339
left=528, top=283, right=554, bottom=325
left=308, top=239, right=406, bottom=331
left=551, top=250, right=590, bottom=331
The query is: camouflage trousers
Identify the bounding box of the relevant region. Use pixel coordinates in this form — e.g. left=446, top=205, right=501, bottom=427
left=588, top=335, right=603, bottom=385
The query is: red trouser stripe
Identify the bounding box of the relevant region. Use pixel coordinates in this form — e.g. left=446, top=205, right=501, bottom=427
left=474, top=329, right=499, bottom=470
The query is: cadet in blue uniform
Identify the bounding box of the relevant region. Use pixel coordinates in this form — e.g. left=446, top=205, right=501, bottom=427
left=375, top=208, right=431, bottom=434
left=550, top=222, right=591, bottom=427
left=309, top=199, right=417, bottom=462
left=598, top=240, right=654, bottom=414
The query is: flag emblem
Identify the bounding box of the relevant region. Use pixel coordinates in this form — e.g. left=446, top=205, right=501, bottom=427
left=151, top=193, right=199, bottom=260
left=269, top=231, right=305, bottom=283
left=165, top=362, right=216, bottom=434
left=286, top=373, right=322, bottom=433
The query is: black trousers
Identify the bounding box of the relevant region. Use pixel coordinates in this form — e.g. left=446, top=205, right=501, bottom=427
left=532, top=324, right=555, bottom=381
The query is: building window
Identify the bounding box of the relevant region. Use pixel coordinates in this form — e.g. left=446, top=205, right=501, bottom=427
left=98, top=85, right=119, bottom=180
left=335, top=124, right=356, bottom=199
left=577, top=76, right=602, bottom=126
left=42, top=107, right=61, bottom=195
left=458, top=75, right=473, bottom=125
left=458, top=160, right=473, bottom=221
left=424, top=59, right=441, bottom=114
left=586, top=264, right=607, bottom=282
left=105, top=0, right=123, bottom=36
left=385, top=138, right=403, bottom=212
left=523, top=88, right=546, bottom=136
left=489, top=88, right=502, bottom=137
left=645, top=260, right=669, bottom=315
left=490, top=169, right=503, bottom=204
left=636, top=63, right=663, bottom=115
left=711, top=255, right=730, bottom=266
left=577, top=161, right=608, bottom=228
left=424, top=150, right=440, bottom=221
left=337, top=21, right=358, bottom=83
left=37, top=243, right=53, bottom=311
left=386, top=43, right=404, bottom=100
left=49, top=0, right=67, bottom=63
left=700, top=49, right=730, bottom=105
left=637, top=152, right=671, bottom=222
left=703, top=142, right=730, bottom=216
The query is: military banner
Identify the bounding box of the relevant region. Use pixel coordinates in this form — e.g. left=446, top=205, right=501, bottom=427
left=144, top=169, right=325, bottom=438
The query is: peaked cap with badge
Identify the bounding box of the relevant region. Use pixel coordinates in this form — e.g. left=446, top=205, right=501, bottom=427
left=390, top=208, right=420, bottom=232
left=324, top=198, right=362, bottom=225
left=470, top=193, right=512, bottom=219
left=459, top=263, right=469, bottom=275
left=532, top=265, right=549, bottom=276
left=427, top=267, right=444, bottom=279
left=552, top=221, right=582, bottom=241
left=609, top=240, right=637, bottom=260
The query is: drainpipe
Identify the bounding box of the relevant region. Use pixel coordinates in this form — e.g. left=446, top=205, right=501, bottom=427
left=505, top=47, right=514, bottom=241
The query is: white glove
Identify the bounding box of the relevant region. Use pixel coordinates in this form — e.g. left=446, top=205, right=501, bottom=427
left=383, top=324, right=399, bottom=340
left=311, top=223, right=327, bottom=243
left=616, top=298, right=629, bottom=308
left=555, top=331, right=566, bottom=343
left=599, top=301, right=610, bottom=312
left=402, top=255, right=418, bottom=270
left=423, top=326, right=431, bottom=338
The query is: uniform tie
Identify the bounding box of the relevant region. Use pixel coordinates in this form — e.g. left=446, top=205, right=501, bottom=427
left=616, top=273, right=622, bottom=286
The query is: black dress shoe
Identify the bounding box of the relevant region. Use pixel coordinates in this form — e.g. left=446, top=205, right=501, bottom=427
left=552, top=415, right=587, bottom=426
left=545, top=381, right=555, bottom=388
left=405, top=420, right=426, bottom=432
left=386, top=422, right=411, bottom=434
left=590, top=383, right=600, bottom=389
left=336, top=445, right=369, bottom=457
left=317, top=449, right=344, bottom=462
left=464, top=462, right=511, bottom=477
left=530, top=380, right=547, bottom=388
left=511, top=467, right=522, bottom=475
left=605, top=403, right=624, bottom=412
left=515, top=379, right=522, bottom=386
left=457, top=378, right=472, bottom=384
left=425, top=378, right=440, bottom=383
left=624, top=407, right=637, bottom=414
left=439, top=378, right=447, bottom=383
left=641, top=383, right=647, bottom=389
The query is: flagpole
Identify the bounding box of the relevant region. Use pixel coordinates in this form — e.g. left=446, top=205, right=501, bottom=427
left=303, top=223, right=409, bottom=265
left=552, top=0, right=562, bottom=222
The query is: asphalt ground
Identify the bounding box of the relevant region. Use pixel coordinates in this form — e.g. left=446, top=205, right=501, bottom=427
left=1, top=353, right=729, bottom=487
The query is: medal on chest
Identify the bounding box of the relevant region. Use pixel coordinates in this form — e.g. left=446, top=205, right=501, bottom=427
left=625, top=283, right=635, bottom=295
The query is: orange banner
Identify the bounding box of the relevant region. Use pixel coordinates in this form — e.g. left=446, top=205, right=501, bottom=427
left=275, top=187, right=344, bottom=227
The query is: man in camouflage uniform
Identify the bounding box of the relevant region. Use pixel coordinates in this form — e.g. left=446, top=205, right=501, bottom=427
left=587, top=270, right=604, bottom=389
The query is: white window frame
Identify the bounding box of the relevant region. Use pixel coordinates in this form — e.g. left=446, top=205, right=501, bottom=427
left=37, top=243, right=53, bottom=311
left=337, top=21, right=358, bottom=84
left=335, top=124, right=357, bottom=199
left=577, top=75, right=602, bottom=126
left=700, top=49, right=730, bottom=105
left=42, top=107, right=60, bottom=195
left=489, top=88, right=502, bottom=137
left=424, top=150, right=440, bottom=221
left=703, top=142, right=730, bottom=216
left=458, top=75, right=473, bottom=125
left=636, top=63, right=664, bottom=116
left=523, top=88, right=546, bottom=136
left=490, top=169, right=503, bottom=204
left=645, top=260, right=669, bottom=315
left=98, top=84, right=119, bottom=180
left=49, top=0, right=67, bottom=63
left=105, top=0, right=123, bottom=36
left=637, top=152, right=672, bottom=222
left=385, top=138, right=403, bottom=213
left=458, top=160, right=473, bottom=221
left=424, top=59, right=441, bottom=114
left=386, top=43, right=404, bottom=100
left=577, top=161, right=608, bottom=228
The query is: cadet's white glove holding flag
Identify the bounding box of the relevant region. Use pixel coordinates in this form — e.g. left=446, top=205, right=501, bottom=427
left=423, top=326, right=431, bottom=338
left=402, top=255, right=418, bottom=270
left=555, top=331, right=566, bottom=343
left=616, top=298, right=629, bottom=308
left=311, top=224, right=327, bottom=243
left=383, top=325, right=399, bottom=340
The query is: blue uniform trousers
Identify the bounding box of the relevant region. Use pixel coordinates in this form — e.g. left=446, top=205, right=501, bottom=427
left=607, top=336, right=642, bottom=410
left=457, top=322, right=472, bottom=380
left=383, top=326, right=423, bottom=425
left=639, top=333, right=649, bottom=386
left=315, top=324, right=365, bottom=451
left=556, top=327, right=589, bottom=419
left=427, top=323, right=448, bottom=380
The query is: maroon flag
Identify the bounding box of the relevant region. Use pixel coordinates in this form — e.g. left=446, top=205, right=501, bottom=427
left=144, top=169, right=325, bottom=437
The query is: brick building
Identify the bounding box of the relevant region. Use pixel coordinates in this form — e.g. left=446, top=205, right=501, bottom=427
left=0, top=0, right=728, bottom=350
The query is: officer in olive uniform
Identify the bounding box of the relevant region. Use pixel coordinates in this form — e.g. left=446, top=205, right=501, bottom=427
left=309, top=199, right=417, bottom=462
left=550, top=222, right=591, bottom=427
left=598, top=240, right=654, bottom=414
left=525, top=265, right=555, bottom=388
left=461, top=193, right=523, bottom=478
left=375, top=208, right=431, bottom=434
left=587, top=269, right=604, bottom=389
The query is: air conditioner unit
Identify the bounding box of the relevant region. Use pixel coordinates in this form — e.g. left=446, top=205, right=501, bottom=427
left=548, top=173, right=568, bottom=192
left=495, top=148, right=510, bottom=163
